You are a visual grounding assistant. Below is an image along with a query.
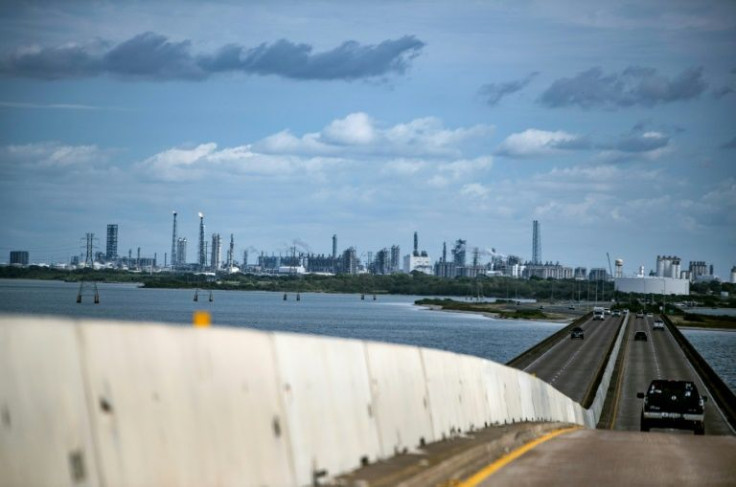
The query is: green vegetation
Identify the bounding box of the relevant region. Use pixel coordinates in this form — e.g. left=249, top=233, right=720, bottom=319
left=0, top=266, right=616, bottom=299
left=414, top=298, right=551, bottom=320
left=1, top=266, right=734, bottom=313
left=669, top=313, right=736, bottom=330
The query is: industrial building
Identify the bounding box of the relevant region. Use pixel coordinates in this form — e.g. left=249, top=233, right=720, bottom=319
left=532, top=220, right=541, bottom=264
left=211, top=233, right=222, bottom=271
left=523, top=263, right=574, bottom=280
left=176, top=238, right=187, bottom=266
left=614, top=257, right=690, bottom=295
left=9, top=251, right=29, bottom=266
left=106, top=224, right=118, bottom=261
left=404, top=232, right=432, bottom=274
left=688, top=260, right=714, bottom=282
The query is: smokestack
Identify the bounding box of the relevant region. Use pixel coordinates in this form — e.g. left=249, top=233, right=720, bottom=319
left=442, top=242, right=447, bottom=263
left=413, top=231, right=418, bottom=256
left=332, top=234, right=337, bottom=260
left=171, top=211, right=178, bottom=267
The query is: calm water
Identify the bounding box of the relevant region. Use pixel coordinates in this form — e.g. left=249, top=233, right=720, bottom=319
left=681, top=329, right=736, bottom=394
left=686, top=307, right=736, bottom=317
left=0, top=279, right=561, bottom=365
left=1, top=279, right=733, bottom=392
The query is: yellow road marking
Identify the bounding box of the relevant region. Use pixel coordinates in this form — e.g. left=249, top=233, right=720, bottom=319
left=458, top=426, right=580, bottom=487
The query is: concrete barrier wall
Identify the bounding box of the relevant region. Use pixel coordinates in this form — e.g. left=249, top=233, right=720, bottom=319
left=585, top=313, right=629, bottom=426
left=0, top=316, right=592, bottom=487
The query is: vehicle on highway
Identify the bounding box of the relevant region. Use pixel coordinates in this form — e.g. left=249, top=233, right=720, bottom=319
left=636, top=311, right=644, bottom=318
left=637, top=380, right=707, bottom=435
left=612, top=310, right=621, bottom=317
left=570, top=327, right=584, bottom=340
left=634, top=331, right=648, bottom=341
left=593, top=307, right=605, bottom=320
left=604, top=308, right=611, bottom=315
left=653, top=320, right=665, bottom=330
left=647, top=313, right=654, bottom=318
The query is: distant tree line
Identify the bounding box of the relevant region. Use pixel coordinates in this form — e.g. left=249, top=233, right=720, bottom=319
left=1, top=266, right=733, bottom=305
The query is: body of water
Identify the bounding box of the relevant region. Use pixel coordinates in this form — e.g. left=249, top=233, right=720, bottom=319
left=1, top=279, right=733, bottom=393
left=681, top=328, right=736, bottom=394
left=0, top=279, right=562, bottom=365
left=685, top=307, right=736, bottom=317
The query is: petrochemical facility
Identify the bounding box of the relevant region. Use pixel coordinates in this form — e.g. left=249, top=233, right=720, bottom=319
left=6, top=214, right=733, bottom=289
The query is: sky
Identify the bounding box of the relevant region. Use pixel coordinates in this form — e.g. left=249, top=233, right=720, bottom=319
left=0, top=0, right=734, bottom=277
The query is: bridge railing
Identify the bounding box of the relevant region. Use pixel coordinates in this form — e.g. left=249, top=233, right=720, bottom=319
left=0, top=315, right=590, bottom=487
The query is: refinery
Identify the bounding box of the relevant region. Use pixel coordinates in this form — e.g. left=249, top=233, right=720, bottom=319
left=5, top=214, right=734, bottom=291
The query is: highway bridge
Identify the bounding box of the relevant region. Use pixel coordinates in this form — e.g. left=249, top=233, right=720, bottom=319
left=0, top=312, right=734, bottom=486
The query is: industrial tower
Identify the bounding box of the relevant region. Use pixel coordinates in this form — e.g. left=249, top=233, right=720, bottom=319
left=198, top=212, right=206, bottom=270
left=532, top=220, right=541, bottom=265
left=106, top=224, right=118, bottom=261
left=171, top=211, right=178, bottom=268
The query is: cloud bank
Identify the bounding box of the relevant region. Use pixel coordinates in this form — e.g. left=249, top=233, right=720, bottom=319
left=0, top=32, right=426, bottom=81
left=540, top=66, right=707, bottom=109
left=137, top=113, right=494, bottom=182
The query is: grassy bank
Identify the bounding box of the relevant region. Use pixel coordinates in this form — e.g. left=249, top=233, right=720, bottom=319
left=415, top=298, right=555, bottom=320
left=669, top=313, right=736, bottom=331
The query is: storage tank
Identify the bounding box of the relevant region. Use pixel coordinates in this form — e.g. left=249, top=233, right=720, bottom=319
left=672, top=257, right=681, bottom=280
left=731, top=266, right=736, bottom=284
left=656, top=255, right=664, bottom=277
left=615, top=258, right=623, bottom=278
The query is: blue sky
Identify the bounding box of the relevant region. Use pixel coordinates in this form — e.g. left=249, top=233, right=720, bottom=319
left=1, top=0, right=734, bottom=277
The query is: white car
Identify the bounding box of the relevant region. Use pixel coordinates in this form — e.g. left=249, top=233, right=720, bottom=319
left=653, top=320, right=665, bottom=330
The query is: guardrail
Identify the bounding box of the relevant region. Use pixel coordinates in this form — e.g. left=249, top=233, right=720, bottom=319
left=0, top=315, right=591, bottom=487
left=662, top=315, right=736, bottom=431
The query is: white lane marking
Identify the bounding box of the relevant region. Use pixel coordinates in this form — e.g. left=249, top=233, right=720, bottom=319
left=647, top=328, right=662, bottom=379
left=549, top=345, right=584, bottom=385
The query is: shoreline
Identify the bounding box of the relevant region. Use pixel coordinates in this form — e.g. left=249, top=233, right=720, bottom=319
left=417, top=304, right=574, bottom=324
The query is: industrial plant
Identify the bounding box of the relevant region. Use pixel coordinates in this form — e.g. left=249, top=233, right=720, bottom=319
left=5, top=215, right=732, bottom=289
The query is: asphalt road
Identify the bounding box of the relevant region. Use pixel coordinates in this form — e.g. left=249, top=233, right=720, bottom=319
left=609, top=314, right=734, bottom=436
left=524, top=314, right=623, bottom=403
left=475, top=429, right=736, bottom=486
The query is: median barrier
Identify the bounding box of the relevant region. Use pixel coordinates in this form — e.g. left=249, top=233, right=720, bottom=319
left=584, top=313, right=629, bottom=425
left=0, top=315, right=590, bottom=486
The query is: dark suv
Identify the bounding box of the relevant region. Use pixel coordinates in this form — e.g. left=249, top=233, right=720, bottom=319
left=637, top=380, right=707, bottom=435
left=570, top=326, right=584, bottom=340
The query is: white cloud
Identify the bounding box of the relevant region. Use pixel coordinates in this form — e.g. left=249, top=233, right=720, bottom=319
left=381, top=158, right=425, bottom=176
left=4, top=142, right=109, bottom=168
left=460, top=182, right=491, bottom=199
left=322, top=112, right=376, bottom=145
left=253, top=112, right=493, bottom=159
left=137, top=113, right=494, bottom=183
left=437, top=156, right=493, bottom=179
left=496, top=129, right=585, bottom=158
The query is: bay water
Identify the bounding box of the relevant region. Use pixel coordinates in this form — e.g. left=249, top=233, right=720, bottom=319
left=1, top=279, right=733, bottom=393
